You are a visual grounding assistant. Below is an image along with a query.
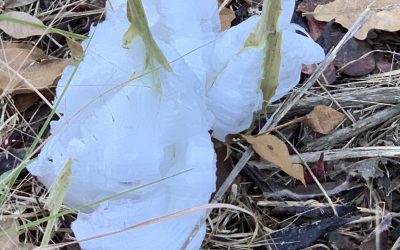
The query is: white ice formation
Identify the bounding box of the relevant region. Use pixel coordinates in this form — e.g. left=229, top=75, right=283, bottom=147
left=206, top=0, right=325, bottom=140
left=28, top=0, right=217, bottom=249
left=28, top=0, right=325, bottom=249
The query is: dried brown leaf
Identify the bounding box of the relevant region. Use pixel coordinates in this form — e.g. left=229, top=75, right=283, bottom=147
left=314, top=0, right=400, bottom=40
left=0, top=11, right=45, bottom=39
left=66, top=38, right=84, bottom=59
left=243, top=134, right=305, bottom=185
left=0, top=43, right=73, bottom=94
left=2, top=42, right=47, bottom=60
left=5, top=0, right=37, bottom=9
left=219, top=8, right=235, bottom=31
left=303, top=105, right=345, bottom=134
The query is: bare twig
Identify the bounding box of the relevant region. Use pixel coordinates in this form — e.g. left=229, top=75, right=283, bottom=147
left=290, top=147, right=400, bottom=163
left=267, top=87, right=400, bottom=116
left=250, top=146, right=400, bottom=168
left=218, top=0, right=232, bottom=12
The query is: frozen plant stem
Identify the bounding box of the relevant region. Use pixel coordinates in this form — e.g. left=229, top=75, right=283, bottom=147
left=123, top=0, right=171, bottom=72
left=245, top=0, right=282, bottom=104
left=259, top=0, right=282, bottom=104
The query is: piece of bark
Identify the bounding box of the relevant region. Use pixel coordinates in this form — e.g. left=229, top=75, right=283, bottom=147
left=269, top=216, right=356, bottom=250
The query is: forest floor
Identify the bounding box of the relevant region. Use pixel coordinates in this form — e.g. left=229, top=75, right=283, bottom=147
left=1, top=0, right=400, bottom=249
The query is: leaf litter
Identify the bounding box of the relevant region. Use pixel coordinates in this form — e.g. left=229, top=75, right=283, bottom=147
left=243, top=134, right=306, bottom=185
left=313, top=0, right=400, bottom=40
left=2, top=0, right=400, bottom=249
left=0, top=11, right=45, bottom=39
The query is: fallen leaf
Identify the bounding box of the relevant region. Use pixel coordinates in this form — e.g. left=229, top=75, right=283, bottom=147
left=323, top=26, right=376, bottom=76
left=313, top=1, right=400, bottom=40
left=0, top=43, right=73, bottom=94
left=1, top=42, right=47, bottom=65
left=374, top=52, right=400, bottom=73
left=303, top=105, right=345, bottom=134
left=11, top=58, right=71, bottom=93
left=0, top=218, right=35, bottom=250
left=5, top=0, right=37, bottom=9
left=306, top=16, right=375, bottom=77
left=243, top=134, right=305, bottom=185
left=305, top=16, right=327, bottom=41
left=0, top=11, right=45, bottom=39
left=219, top=8, right=235, bottom=31
left=302, top=17, right=337, bottom=83
left=66, top=38, right=84, bottom=59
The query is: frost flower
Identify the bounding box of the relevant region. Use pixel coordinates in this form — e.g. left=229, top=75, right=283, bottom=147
left=28, top=1, right=216, bottom=249
left=206, top=0, right=325, bottom=140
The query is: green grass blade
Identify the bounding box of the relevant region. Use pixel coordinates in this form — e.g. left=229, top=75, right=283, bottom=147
left=41, top=159, right=72, bottom=246
left=0, top=14, right=87, bottom=40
